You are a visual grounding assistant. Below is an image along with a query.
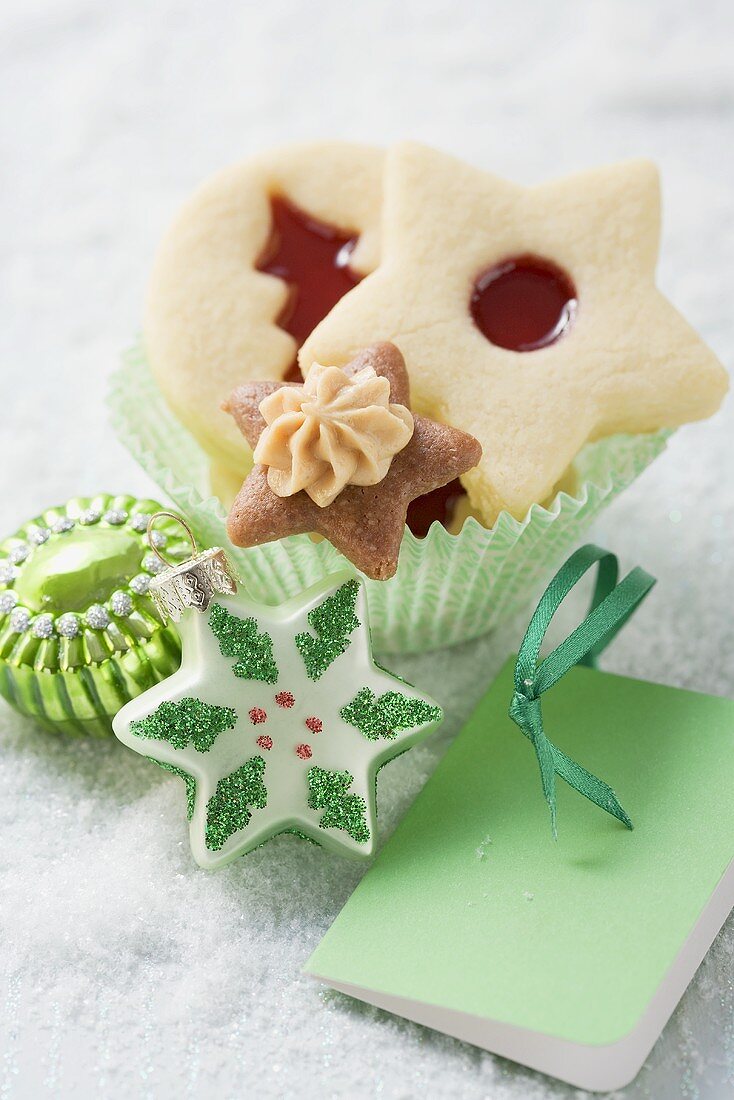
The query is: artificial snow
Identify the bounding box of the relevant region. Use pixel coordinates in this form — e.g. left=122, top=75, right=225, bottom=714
left=1, top=1, right=733, bottom=1097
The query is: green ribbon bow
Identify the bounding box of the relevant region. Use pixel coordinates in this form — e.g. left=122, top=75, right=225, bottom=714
left=509, top=544, right=656, bottom=837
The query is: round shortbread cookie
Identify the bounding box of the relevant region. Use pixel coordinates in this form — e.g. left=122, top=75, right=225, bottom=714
left=145, top=142, right=384, bottom=476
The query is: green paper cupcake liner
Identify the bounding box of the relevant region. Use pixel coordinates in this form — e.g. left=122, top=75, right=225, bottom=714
left=0, top=494, right=183, bottom=735
left=108, top=346, right=669, bottom=654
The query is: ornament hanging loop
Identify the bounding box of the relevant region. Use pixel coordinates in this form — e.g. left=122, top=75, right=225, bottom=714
left=145, top=512, right=238, bottom=624
left=147, top=511, right=198, bottom=568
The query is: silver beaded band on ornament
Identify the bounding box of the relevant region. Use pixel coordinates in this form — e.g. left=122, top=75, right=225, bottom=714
left=0, top=505, right=184, bottom=641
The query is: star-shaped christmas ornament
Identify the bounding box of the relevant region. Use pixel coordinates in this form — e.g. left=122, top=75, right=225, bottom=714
left=113, top=532, right=442, bottom=867
left=300, top=143, right=728, bottom=523
left=224, top=342, right=482, bottom=579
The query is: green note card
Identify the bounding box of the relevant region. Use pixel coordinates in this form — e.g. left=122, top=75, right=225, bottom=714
left=306, top=658, right=734, bottom=1092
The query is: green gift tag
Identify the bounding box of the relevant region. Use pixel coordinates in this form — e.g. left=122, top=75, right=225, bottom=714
left=306, top=659, right=734, bottom=1091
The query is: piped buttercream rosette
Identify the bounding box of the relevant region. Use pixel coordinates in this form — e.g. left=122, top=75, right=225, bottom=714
left=254, top=362, right=414, bottom=508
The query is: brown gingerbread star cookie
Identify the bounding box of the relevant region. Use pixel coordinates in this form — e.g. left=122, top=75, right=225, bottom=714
left=224, top=343, right=482, bottom=580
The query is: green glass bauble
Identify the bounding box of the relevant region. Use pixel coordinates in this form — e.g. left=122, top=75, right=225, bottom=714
left=0, top=494, right=184, bottom=736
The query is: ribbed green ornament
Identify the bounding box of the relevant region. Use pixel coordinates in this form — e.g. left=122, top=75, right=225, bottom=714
left=0, top=494, right=185, bottom=736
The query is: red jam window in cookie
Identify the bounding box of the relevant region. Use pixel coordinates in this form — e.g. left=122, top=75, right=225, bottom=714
left=471, top=255, right=577, bottom=352
left=257, top=197, right=362, bottom=382
left=406, top=479, right=466, bottom=539
left=409, top=256, right=578, bottom=535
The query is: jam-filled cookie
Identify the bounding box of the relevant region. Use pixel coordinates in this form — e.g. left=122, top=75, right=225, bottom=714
left=145, top=142, right=384, bottom=483
left=301, top=142, right=728, bottom=524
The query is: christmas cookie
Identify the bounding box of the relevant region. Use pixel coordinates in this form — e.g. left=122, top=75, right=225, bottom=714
left=114, top=558, right=442, bottom=865
left=301, top=142, right=728, bottom=523
left=0, top=495, right=185, bottom=735
left=224, top=343, right=482, bottom=580
left=145, top=142, right=384, bottom=482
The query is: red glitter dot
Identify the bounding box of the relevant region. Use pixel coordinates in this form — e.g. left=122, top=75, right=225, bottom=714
left=249, top=707, right=267, bottom=725
left=275, top=691, right=295, bottom=709
left=295, top=743, right=313, bottom=760
left=256, top=734, right=273, bottom=751
left=305, top=716, right=323, bottom=734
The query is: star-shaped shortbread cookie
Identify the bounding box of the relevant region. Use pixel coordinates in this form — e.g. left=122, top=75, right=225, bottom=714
left=300, top=143, right=728, bottom=523
left=225, top=343, right=482, bottom=579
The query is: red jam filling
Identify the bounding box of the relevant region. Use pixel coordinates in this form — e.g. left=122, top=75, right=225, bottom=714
left=471, top=255, right=577, bottom=352
left=257, top=196, right=361, bottom=382
left=407, top=479, right=466, bottom=539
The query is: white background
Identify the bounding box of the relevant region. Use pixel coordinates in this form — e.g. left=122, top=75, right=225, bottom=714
left=1, top=1, right=733, bottom=1097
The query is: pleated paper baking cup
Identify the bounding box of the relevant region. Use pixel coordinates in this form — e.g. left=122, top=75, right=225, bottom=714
left=109, top=347, right=668, bottom=654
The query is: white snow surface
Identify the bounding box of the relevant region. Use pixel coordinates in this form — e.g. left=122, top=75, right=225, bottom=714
left=1, top=1, right=733, bottom=1097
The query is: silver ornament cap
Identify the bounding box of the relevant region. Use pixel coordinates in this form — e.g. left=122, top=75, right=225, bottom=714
left=145, top=512, right=237, bottom=623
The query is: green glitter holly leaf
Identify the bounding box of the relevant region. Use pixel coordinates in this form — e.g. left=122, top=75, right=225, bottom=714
left=295, top=579, right=360, bottom=681
left=340, top=687, right=442, bottom=741
left=150, top=758, right=197, bottom=820
left=205, top=756, right=268, bottom=851
left=131, top=697, right=237, bottom=752
left=209, top=603, right=278, bottom=684
left=307, top=765, right=370, bottom=844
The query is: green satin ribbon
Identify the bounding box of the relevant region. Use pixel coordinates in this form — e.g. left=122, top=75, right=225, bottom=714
left=509, top=544, right=656, bottom=837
